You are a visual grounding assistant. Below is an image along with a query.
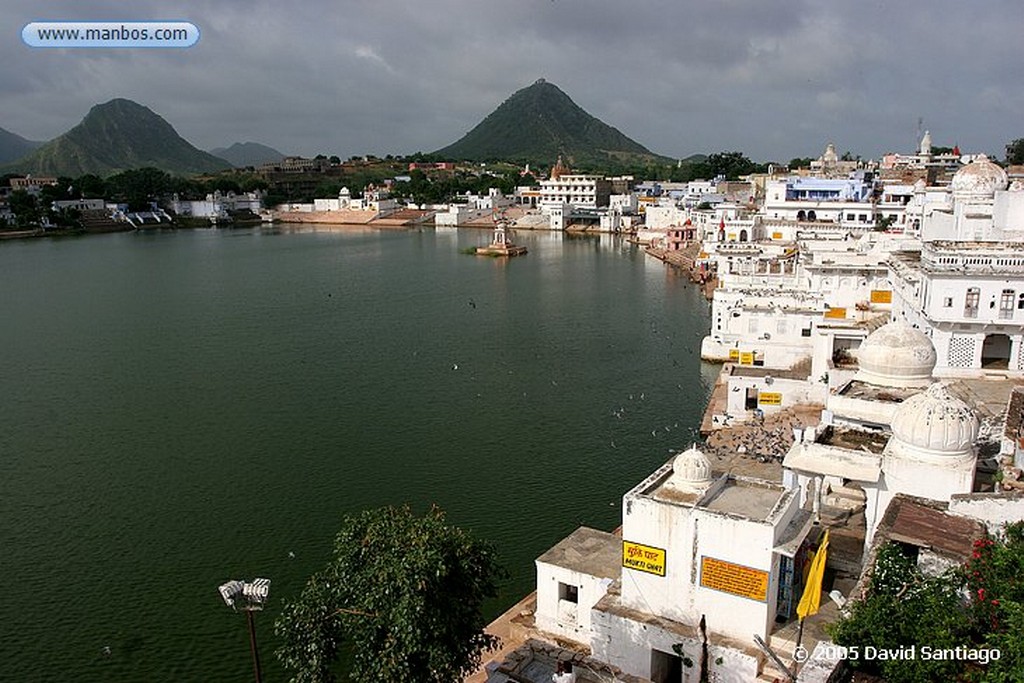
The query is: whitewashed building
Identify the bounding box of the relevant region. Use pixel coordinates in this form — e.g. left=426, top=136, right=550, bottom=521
left=538, top=159, right=612, bottom=214
left=534, top=446, right=814, bottom=682
left=701, top=234, right=900, bottom=369
left=167, top=190, right=263, bottom=219
left=762, top=176, right=880, bottom=234
left=784, top=321, right=981, bottom=550
left=888, top=156, right=1024, bottom=376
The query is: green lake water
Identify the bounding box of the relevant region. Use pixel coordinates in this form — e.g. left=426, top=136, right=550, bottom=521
left=0, top=226, right=714, bottom=681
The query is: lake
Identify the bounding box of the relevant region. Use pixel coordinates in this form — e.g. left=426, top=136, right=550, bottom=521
left=0, top=225, right=714, bottom=681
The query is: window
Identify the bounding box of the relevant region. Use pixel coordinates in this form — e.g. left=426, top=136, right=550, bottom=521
left=943, top=297, right=953, bottom=308
left=801, top=328, right=812, bottom=338
left=558, top=582, right=578, bottom=603
left=1019, top=293, right=1024, bottom=310
left=1001, top=289, right=1015, bottom=319
left=965, top=287, right=980, bottom=318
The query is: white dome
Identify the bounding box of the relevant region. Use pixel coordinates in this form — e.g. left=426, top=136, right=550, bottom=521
left=890, top=383, right=979, bottom=456
left=855, top=320, right=936, bottom=388
left=666, top=446, right=713, bottom=493
left=950, top=155, right=1008, bottom=197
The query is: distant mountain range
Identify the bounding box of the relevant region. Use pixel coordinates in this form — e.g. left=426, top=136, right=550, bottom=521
left=209, top=141, right=284, bottom=168
left=0, top=127, right=42, bottom=165
left=2, top=99, right=231, bottom=177
left=434, top=79, right=673, bottom=168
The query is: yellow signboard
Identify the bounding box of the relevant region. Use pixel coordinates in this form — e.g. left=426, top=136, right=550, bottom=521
left=739, top=351, right=754, bottom=365
left=728, top=349, right=740, bottom=361
left=622, top=541, right=666, bottom=577
left=700, top=556, right=769, bottom=602
left=772, top=232, right=783, bottom=240
left=758, top=392, right=782, bottom=406
left=870, top=289, right=892, bottom=304
left=824, top=307, right=847, bottom=319
left=727, top=233, right=737, bottom=240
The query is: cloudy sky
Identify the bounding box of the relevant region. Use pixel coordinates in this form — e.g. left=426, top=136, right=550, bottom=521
left=4, top=0, right=1023, bottom=163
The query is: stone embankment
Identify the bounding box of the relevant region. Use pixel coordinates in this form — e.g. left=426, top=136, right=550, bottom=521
left=268, top=208, right=433, bottom=226
left=645, top=243, right=717, bottom=299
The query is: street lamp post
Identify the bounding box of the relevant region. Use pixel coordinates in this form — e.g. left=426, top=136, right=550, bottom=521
left=218, top=578, right=271, bottom=683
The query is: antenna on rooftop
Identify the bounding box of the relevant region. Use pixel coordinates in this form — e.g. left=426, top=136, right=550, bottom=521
left=916, top=117, right=923, bottom=150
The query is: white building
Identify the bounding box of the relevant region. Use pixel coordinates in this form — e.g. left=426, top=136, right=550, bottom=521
left=167, top=190, right=263, bottom=219
left=538, top=157, right=612, bottom=213
left=311, top=186, right=397, bottom=215
left=534, top=447, right=815, bottom=682
left=762, top=176, right=881, bottom=234
left=52, top=198, right=106, bottom=212
left=433, top=189, right=512, bottom=226
left=701, top=234, right=900, bottom=369
left=888, top=156, right=1024, bottom=376
left=784, top=321, right=980, bottom=550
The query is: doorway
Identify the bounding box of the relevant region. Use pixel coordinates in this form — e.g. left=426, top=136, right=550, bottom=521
left=982, top=334, right=1011, bottom=369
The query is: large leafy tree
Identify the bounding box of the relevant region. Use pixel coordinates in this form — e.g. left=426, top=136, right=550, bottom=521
left=275, top=505, right=503, bottom=683
left=831, top=523, right=1024, bottom=682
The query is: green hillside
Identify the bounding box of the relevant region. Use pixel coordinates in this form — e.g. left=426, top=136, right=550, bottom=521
left=0, top=126, right=41, bottom=164
left=434, top=80, right=673, bottom=169
left=3, top=99, right=231, bottom=177
left=209, top=141, right=284, bottom=168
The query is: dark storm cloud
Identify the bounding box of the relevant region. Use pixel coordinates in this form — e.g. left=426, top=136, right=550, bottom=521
left=2, top=0, right=1022, bottom=162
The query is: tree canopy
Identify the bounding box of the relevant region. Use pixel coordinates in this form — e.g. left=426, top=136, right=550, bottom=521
left=830, top=522, right=1024, bottom=682
left=1006, top=138, right=1024, bottom=166
left=275, top=505, right=503, bottom=683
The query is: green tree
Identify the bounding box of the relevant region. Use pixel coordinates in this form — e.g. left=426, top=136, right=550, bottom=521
left=313, top=180, right=343, bottom=198
left=832, top=524, right=1024, bottom=682
left=275, top=505, right=503, bottom=683
left=830, top=544, right=967, bottom=682
left=74, top=174, right=106, bottom=198
left=1006, top=138, right=1024, bottom=166
left=39, top=178, right=74, bottom=204
left=8, top=189, right=40, bottom=226
left=701, top=151, right=762, bottom=180
left=104, top=167, right=172, bottom=210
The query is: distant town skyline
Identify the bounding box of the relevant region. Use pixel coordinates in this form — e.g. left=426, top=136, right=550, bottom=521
left=4, top=0, right=1023, bottom=163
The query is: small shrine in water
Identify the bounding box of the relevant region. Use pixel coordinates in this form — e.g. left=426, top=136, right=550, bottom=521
left=476, top=219, right=527, bottom=257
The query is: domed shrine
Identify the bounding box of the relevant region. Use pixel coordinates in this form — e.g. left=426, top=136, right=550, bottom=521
left=888, top=383, right=979, bottom=461
left=855, top=319, right=937, bottom=388
left=665, top=445, right=713, bottom=494
left=950, top=154, right=1008, bottom=198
